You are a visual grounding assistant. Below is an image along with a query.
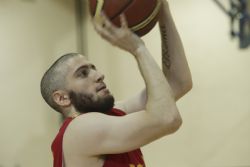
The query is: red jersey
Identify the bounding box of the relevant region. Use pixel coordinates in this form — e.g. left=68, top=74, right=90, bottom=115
left=51, top=108, right=146, bottom=167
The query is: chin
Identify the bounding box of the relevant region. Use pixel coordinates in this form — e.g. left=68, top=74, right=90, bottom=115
left=70, top=90, right=115, bottom=113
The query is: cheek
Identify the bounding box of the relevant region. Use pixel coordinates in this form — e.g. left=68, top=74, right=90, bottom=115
left=71, top=80, right=95, bottom=93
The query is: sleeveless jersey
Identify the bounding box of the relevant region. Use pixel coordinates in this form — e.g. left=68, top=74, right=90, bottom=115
left=51, top=108, right=146, bottom=167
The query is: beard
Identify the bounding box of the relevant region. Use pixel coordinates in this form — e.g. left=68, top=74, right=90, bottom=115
left=69, top=90, right=114, bottom=113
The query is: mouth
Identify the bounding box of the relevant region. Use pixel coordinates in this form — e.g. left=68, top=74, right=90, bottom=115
left=96, top=83, right=107, bottom=92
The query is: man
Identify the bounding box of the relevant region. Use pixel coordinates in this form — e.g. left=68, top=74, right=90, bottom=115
left=40, top=0, right=192, bottom=166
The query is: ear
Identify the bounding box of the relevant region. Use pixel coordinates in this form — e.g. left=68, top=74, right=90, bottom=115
left=52, top=90, right=71, bottom=107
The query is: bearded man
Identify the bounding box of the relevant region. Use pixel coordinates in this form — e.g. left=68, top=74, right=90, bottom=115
left=40, top=1, right=192, bottom=166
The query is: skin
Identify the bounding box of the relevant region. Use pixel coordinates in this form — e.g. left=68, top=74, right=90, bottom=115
left=52, top=1, right=192, bottom=166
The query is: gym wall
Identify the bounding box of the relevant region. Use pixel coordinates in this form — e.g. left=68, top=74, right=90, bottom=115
left=0, top=0, right=77, bottom=166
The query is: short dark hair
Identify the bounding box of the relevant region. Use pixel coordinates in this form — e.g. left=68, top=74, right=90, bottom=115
left=40, top=53, right=81, bottom=112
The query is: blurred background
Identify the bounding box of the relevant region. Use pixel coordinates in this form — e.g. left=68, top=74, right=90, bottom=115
left=0, top=0, right=249, bottom=166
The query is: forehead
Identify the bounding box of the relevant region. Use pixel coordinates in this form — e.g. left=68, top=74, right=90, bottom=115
left=64, top=55, right=92, bottom=79
left=66, top=55, right=90, bottom=72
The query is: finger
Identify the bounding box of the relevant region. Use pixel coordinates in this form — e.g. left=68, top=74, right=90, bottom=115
left=92, top=19, right=102, bottom=32
left=93, top=20, right=108, bottom=35
left=93, top=20, right=116, bottom=42
left=120, top=14, right=128, bottom=28
left=100, top=11, right=115, bottom=29
left=94, top=11, right=112, bottom=28
left=94, top=12, right=116, bottom=35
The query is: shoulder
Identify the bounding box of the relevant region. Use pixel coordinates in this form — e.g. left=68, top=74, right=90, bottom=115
left=63, top=111, right=125, bottom=142
left=65, top=112, right=106, bottom=134
left=62, top=112, right=107, bottom=155
left=64, top=109, right=126, bottom=133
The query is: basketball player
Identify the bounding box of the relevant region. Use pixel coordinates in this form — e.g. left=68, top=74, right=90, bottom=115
left=40, top=0, right=192, bottom=166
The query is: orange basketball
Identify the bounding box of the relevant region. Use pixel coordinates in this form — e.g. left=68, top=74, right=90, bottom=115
left=89, top=0, right=161, bottom=37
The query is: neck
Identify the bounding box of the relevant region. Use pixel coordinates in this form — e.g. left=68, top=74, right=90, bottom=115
left=63, top=108, right=81, bottom=118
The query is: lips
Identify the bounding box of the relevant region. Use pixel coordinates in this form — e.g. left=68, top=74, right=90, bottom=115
left=96, top=83, right=107, bottom=92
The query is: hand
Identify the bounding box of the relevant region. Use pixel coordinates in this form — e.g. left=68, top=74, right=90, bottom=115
left=93, top=12, right=145, bottom=55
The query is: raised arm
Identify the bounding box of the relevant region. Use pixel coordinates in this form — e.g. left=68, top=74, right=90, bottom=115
left=116, top=1, right=192, bottom=113
left=159, top=0, right=192, bottom=101
left=63, top=13, right=182, bottom=156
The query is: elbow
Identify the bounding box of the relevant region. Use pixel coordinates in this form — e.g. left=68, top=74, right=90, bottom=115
left=161, top=109, right=182, bottom=134
left=168, top=114, right=182, bottom=134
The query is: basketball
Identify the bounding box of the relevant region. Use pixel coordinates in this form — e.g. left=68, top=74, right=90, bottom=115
left=88, top=0, right=162, bottom=37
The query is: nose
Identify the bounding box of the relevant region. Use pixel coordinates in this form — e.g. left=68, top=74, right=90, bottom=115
left=96, top=71, right=105, bottom=82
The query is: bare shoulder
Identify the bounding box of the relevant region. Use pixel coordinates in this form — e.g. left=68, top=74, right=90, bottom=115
left=63, top=112, right=108, bottom=152
left=62, top=113, right=108, bottom=166
left=62, top=112, right=120, bottom=155
left=65, top=112, right=104, bottom=134
left=63, top=113, right=104, bottom=163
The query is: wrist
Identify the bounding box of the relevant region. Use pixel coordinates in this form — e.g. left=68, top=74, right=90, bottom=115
left=159, top=1, right=171, bottom=23
left=132, top=45, right=147, bottom=58
left=161, top=0, right=170, bottom=11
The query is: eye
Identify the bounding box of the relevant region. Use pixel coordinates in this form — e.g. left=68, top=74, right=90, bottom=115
left=79, top=68, right=89, bottom=77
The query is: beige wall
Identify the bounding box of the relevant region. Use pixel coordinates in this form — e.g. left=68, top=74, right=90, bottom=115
left=0, top=0, right=77, bottom=166
left=1, top=0, right=250, bottom=167
left=85, top=0, right=250, bottom=167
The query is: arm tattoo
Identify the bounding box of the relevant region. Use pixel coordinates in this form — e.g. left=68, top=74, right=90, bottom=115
left=160, top=25, right=171, bottom=69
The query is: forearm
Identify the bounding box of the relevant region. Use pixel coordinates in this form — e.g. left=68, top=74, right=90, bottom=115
left=159, top=2, right=192, bottom=100
left=132, top=46, right=181, bottom=127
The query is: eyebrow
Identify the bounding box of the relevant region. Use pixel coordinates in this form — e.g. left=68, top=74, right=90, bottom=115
left=73, top=64, right=96, bottom=76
